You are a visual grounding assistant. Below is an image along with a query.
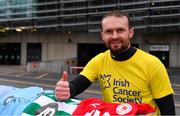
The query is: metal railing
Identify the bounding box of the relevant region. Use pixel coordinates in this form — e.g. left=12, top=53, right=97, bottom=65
left=27, top=58, right=82, bottom=74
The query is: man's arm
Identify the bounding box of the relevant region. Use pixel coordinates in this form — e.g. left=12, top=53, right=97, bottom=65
left=155, top=94, right=175, bottom=115
left=69, top=74, right=92, bottom=98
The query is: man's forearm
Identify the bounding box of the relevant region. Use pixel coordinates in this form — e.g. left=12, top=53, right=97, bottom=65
left=155, top=94, right=175, bottom=115
left=69, top=74, right=92, bottom=98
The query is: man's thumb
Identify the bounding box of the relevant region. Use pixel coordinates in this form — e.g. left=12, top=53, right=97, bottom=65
left=61, top=71, right=68, bottom=81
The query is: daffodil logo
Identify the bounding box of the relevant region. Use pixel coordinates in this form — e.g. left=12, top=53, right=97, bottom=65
left=99, top=74, right=111, bottom=89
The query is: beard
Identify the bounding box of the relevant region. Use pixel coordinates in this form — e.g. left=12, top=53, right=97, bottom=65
left=105, top=42, right=130, bottom=54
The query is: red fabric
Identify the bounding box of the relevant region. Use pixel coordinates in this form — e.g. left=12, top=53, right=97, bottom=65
left=72, top=98, right=155, bottom=116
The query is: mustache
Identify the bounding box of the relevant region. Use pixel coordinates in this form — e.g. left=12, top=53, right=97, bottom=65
left=107, top=42, right=130, bottom=54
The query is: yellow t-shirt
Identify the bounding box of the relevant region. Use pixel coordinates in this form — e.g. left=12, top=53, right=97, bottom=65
left=80, top=49, right=174, bottom=115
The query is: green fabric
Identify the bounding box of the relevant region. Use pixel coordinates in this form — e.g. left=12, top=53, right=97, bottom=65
left=21, top=92, right=80, bottom=116
left=22, top=103, right=41, bottom=115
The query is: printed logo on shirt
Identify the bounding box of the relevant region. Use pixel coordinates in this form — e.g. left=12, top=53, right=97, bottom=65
left=116, top=103, right=132, bottom=115
left=99, top=73, right=143, bottom=104
left=3, top=96, right=27, bottom=105
left=112, top=78, right=142, bottom=104
left=35, top=103, right=58, bottom=116
left=99, top=74, right=111, bottom=89
left=84, top=103, right=110, bottom=116
left=90, top=103, right=100, bottom=108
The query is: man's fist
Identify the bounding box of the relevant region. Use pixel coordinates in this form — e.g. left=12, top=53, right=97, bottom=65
left=55, top=71, right=70, bottom=101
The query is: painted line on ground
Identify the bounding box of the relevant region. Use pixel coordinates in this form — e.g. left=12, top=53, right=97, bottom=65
left=172, top=83, right=180, bottom=87
left=175, top=103, right=180, bottom=108
left=174, top=91, right=180, bottom=94
left=0, top=78, right=54, bottom=88
left=0, top=78, right=101, bottom=95
left=84, top=89, right=101, bottom=95
left=174, top=93, right=180, bottom=96
left=35, top=73, right=49, bottom=79
left=15, top=72, right=29, bottom=77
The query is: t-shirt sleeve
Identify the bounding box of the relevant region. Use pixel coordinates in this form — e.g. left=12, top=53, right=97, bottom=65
left=150, top=60, right=174, bottom=99
left=80, top=54, right=101, bottom=83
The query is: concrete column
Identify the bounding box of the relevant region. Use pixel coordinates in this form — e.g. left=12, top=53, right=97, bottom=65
left=42, top=43, right=48, bottom=61
left=177, top=39, right=180, bottom=68
left=169, top=36, right=178, bottom=68
left=169, top=44, right=177, bottom=68
left=21, top=43, right=27, bottom=66
left=141, top=34, right=149, bottom=52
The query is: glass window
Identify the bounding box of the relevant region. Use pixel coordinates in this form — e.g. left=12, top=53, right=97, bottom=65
left=0, top=0, right=37, bottom=19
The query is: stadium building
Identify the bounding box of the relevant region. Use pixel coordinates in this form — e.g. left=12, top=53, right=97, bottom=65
left=0, top=0, right=180, bottom=68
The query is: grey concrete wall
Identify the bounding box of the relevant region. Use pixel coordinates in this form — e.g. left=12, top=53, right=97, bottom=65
left=141, top=33, right=180, bottom=68
left=46, top=43, right=77, bottom=60
left=0, top=32, right=179, bottom=68
left=176, top=36, right=180, bottom=68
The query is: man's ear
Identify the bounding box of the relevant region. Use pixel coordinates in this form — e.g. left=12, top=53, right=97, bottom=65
left=129, top=27, right=134, bottom=39
left=101, top=31, right=105, bottom=41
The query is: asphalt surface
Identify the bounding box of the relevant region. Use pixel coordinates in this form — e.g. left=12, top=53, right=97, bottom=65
left=0, top=66, right=180, bottom=114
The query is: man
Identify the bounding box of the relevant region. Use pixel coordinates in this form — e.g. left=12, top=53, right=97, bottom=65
left=55, top=10, right=175, bottom=115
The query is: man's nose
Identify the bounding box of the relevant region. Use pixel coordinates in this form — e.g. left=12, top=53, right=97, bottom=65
left=112, top=31, right=118, bottom=39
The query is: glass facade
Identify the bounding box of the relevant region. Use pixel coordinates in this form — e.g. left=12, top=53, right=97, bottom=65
left=0, top=0, right=36, bottom=29
left=0, top=0, right=179, bottom=33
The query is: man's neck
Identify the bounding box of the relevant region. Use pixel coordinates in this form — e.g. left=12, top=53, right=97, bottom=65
left=110, top=46, right=137, bottom=61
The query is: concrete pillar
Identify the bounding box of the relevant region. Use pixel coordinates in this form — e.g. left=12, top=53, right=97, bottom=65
left=42, top=43, right=48, bottom=61
left=169, top=44, right=177, bottom=68
left=177, top=38, right=180, bottom=68
left=21, top=43, right=27, bottom=66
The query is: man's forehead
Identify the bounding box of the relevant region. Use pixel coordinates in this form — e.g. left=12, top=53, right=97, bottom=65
left=102, top=16, right=129, bottom=30
left=102, top=15, right=128, bottom=24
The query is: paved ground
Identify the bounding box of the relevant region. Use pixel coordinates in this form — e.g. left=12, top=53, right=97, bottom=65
left=0, top=65, right=180, bottom=114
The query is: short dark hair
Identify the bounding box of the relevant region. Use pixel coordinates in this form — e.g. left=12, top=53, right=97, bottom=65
left=101, top=10, right=133, bottom=29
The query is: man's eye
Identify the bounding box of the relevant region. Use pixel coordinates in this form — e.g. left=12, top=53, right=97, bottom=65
left=105, top=30, right=112, bottom=34
left=117, top=29, right=123, bottom=32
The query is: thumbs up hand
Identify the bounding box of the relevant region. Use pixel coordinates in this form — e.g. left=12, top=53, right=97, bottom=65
left=55, top=71, right=70, bottom=101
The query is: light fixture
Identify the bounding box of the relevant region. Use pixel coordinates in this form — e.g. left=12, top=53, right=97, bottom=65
left=68, top=30, right=71, bottom=34
left=16, top=28, right=22, bottom=32
left=32, top=28, right=37, bottom=32
left=5, top=27, right=10, bottom=30
left=0, top=29, right=5, bottom=32
left=20, top=26, right=25, bottom=29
